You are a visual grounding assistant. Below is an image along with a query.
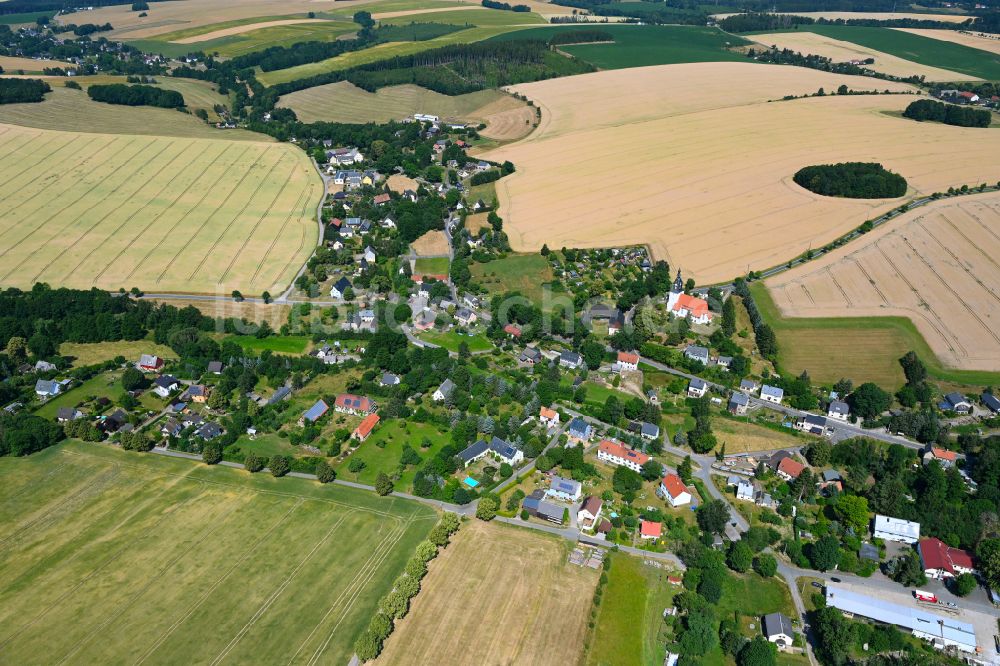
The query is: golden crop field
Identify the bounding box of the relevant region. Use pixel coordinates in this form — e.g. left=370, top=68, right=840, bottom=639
left=748, top=31, right=978, bottom=81
left=0, top=123, right=322, bottom=294
left=485, top=62, right=1000, bottom=285
left=0, top=55, right=73, bottom=73
left=171, top=17, right=340, bottom=43
left=375, top=520, right=597, bottom=666
left=894, top=28, right=1000, bottom=56
left=766, top=192, right=1000, bottom=372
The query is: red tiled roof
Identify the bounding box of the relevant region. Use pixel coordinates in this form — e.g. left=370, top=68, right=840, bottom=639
left=919, top=537, right=974, bottom=575
left=354, top=413, right=380, bottom=438
left=330, top=218, right=342, bottom=227
left=581, top=496, right=602, bottom=516
left=668, top=576, right=682, bottom=585
left=504, top=324, right=522, bottom=337
left=931, top=447, right=957, bottom=462
left=661, top=473, right=689, bottom=499
left=335, top=393, right=375, bottom=413
left=640, top=520, right=662, bottom=538
left=617, top=351, right=639, bottom=365
left=373, top=193, right=390, bottom=204
left=540, top=407, right=558, bottom=420
left=777, top=457, right=805, bottom=479
left=672, top=293, right=711, bottom=318
left=598, top=440, right=650, bottom=466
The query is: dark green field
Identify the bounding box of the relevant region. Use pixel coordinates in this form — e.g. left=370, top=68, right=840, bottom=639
left=782, top=25, right=1000, bottom=80
left=491, top=25, right=748, bottom=69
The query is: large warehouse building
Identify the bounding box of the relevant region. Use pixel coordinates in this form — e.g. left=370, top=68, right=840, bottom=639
left=824, top=586, right=977, bottom=654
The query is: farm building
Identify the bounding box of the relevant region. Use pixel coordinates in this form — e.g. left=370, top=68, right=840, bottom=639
left=353, top=414, right=380, bottom=442
left=303, top=399, right=330, bottom=424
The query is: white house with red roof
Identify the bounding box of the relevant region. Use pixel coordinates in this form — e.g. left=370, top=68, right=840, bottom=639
left=658, top=473, right=692, bottom=507
left=353, top=413, right=380, bottom=442
left=776, top=457, right=806, bottom=482
left=137, top=354, right=163, bottom=372
left=640, top=520, right=662, bottom=539
left=616, top=351, right=639, bottom=372
left=667, top=271, right=713, bottom=325
left=334, top=393, right=377, bottom=416
left=597, top=440, right=649, bottom=472
left=578, top=496, right=603, bottom=531
left=922, top=446, right=959, bottom=469
left=539, top=406, right=560, bottom=428
left=918, top=537, right=976, bottom=579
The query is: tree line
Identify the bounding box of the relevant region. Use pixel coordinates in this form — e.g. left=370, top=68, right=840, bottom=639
left=0, top=78, right=50, bottom=104
left=87, top=83, right=184, bottom=108
left=481, top=0, right=531, bottom=11
left=793, top=162, right=907, bottom=199
left=731, top=278, right=778, bottom=361
left=903, top=99, right=991, bottom=128
left=547, top=28, right=613, bottom=46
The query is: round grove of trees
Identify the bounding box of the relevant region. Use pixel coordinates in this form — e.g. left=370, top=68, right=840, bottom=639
left=793, top=162, right=907, bottom=199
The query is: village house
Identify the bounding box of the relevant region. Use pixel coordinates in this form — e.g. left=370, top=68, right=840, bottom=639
left=207, top=360, right=223, bottom=375
left=503, top=323, right=522, bottom=339
left=872, top=514, right=921, bottom=544
left=34, top=379, right=62, bottom=398
left=380, top=372, right=400, bottom=387
left=922, top=446, right=959, bottom=469
left=647, top=389, right=659, bottom=404
left=688, top=377, right=708, bottom=398
left=616, top=351, right=639, bottom=372
left=684, top=345, right=709, bottom=365
left=547, top=475, right=582, bottom=502
left=827, top=400, right=850, bottom=421
left=458, top=436, right=523, bottom=467
left=640, top=422, right=660, bottom=440
left=523, top=492, right=563, bottom=524
left=567, top=417, right=593, bottom=445
left=939, top=392, right=973, bottom=414
left=982, top=392, right=1000, bottom=413
left=353, top=413, right=380, bottom=442
left=658, top=473, right=692, bottom=507
left=760, top=384, right=784, bottom=404
left=373, top=193, right=391, bottom=206
left=160, top=418, right=183, bottom=438
left=728, top=391, right=749, bottom=415
left=559, top=350, right=583, bottom=369
left=302, top=399, right=329, bottom=424
left=519, top=346, right=542, bottom=365
left=195, top=422, right=224, bottom=441
left=35, top=360, right=56, bottom=372
left=597, top=439, right=649, bottom=472
left=334, top=393, right=377, bottom=416
left=667, top=271, right=713, bottom=324
left=640, top=520, right=662, bottom=540
left=763, top=612, right=794, bottom=649
left=917, top=537, right=976, bottom=580
left=152, top=375, right=180, bottom=398
left=363, top=246, right=377, bottom=264
left=455, top=308, right=477, bottom=326
left=539, top=406, right=560, bottom=428
left=432, top=379, right=455, bottom=402
left=739, top=378, right=759, bottom=394
left=330, top=276, right=352, bottom=300
left=736, top=478, right=757, bottom=502
left=56, top=407, right=84, bottom=422
left=137, top=354, right=164, bottom=372
left=327, top=147, right=363, bottom=165
left=775, top=456, right=805, bottom=482
left=578, top=496, right=603, bottom=531
left=413, top=309, right=436, bottom=331
left=186, top=385, right=209, bottom=404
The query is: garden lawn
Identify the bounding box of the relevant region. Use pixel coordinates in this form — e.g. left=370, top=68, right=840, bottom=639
left=33, top=372, right=124, bottom=419
left=469, top=253, right=553, bottom=306
left=418, top=330, right=493, bottom=352
left=336, top=420, right=450, bottom=489
left=225, top=433, right=302, bottom=459
left=413, top=257, right=450, bottom=274
left=59, top=340, right=174, bottom=367
left=228, top=335, right=311, bottom=355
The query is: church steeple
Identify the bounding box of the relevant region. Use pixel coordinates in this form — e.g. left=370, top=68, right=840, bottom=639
left=671, top=270, right=684, bottom=294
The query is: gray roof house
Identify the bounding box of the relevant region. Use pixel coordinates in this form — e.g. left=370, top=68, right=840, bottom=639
left=523, top=496, right=563, bottom=524
left=458, top=436, right=523, bottom=467
left=763, top=612, right=794, bottom=647
left=940, top=392, right=973, bottom=414
left=196, top=422, right=224, bottom=440
left=760, top=384, right=784, bottom=403
left=381, top=372, right=400, bottom=386
left=739, top=379, right=758, bottom=393
left=267, top=386, right=291, bottom=405
left=568, top=417, right=593, bottom=441
left=728, top=392, right=750, bottom=413
left=559, top=350, right=583, bottom=369
left=330, top=276, right=352, bottom=300
left=433, top=379, right=455, bottom=401
left=684, top=345, right=709, bottom=364
left=207, top=361, right=224, bottom=374
left=827, top=400, right=850, bottom=419
left=640, top=422, right=660, bottom=440
left=519, top=346, right=542, bottom=364
left=982, top=392, right=1000, bottom=413
left=56, top=407, right=83, bottom=422
left=547, top=474, right=582, bottom=501
left=34, top=379, right=61, bottom=397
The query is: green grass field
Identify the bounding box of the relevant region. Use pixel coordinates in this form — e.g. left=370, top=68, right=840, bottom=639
left=136, top=21, right=358, bottom=59
left=0, top=10, right=54, bottom=25
left=587, top=553, right=679, bottom=666
left=0, top=122, right=320, bottom=295
left=278, top=81, right=506, bottom=124
left=229, top=335, right=311, bottom=354
left=470, top=253, right=553, bottom=305
left=418, top=329, right=493, bottom=352
left=788, top=25, right=1000, bottom=80
left=256, top=24, right=538, bottom=86
left=0, top=442, right=435, bottom=664
left=336, top=420, right=450, bottom=489
left=413, top=256, right=450, bottom=274
left=751, top=282, right=1000, bottom=388
left=33, top=373, right=124, bottom=419
left=492, top=24, right=748, bottom=69
left=0, top=86, right=260, bottom=140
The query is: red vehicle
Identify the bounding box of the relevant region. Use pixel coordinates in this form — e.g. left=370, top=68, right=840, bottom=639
left=914, top=590, right=938, bottom=603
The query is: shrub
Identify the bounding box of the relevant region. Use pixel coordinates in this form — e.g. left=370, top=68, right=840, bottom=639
left=244, top=453, right=264, bottom=473
left=269, top=454, right=290, bottom=477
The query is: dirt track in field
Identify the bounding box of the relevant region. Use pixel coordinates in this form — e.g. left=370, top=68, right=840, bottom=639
left=766, top=191, right=1000, bottom=371
left=484, top=62, right=1000, bottom=285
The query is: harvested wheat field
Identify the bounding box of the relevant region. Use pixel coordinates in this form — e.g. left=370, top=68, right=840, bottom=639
left=476, top=94, right=538, bottom=141
left=749, top=31, right=977, bottom=81
left=387, top=173, right=419, bottom=194
left=0, top=55, right=74, bottom=72
left=410, top=230, right=450, bottom=256
left=465, top=212, right=490, bottom=233
left=171, top=18, right=336, bottom=43
left=713, top=11, right=975, bottom=23
left=894, top=28, right=1000, bottom=56
left=485, top=62, right=1000, bottom=285
left=375, top=520, right=597, bottom=666
left=0, top=123, right=322, bottom=294
left=767, top=192, right=1000, bottom=371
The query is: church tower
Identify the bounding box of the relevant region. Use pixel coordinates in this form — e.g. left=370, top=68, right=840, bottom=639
left=667, top=270, right=684, bottom=310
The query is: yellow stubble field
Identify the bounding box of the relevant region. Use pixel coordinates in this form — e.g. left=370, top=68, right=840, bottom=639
left=0, top=123, right=322, bottom=294
left=766, top=192, right=1000, bottom=372
left=894, top=28, right=1000, bottom=56
left=485, top=62, right=1000, bottom=285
